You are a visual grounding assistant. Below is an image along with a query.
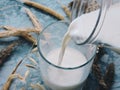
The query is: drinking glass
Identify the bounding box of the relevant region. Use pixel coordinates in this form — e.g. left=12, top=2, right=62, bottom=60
left=38, top=21, right=97, bottom=90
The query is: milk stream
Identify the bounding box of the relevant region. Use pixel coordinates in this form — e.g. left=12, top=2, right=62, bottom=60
left=58, top=33, right=71, bottom=65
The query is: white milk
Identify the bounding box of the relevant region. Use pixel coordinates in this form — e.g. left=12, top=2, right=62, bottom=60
left=68, top=3, right=120, bottom=48
left=58, top=33, right=71, bottom=65
left=44, top=47, right=87, bottom=90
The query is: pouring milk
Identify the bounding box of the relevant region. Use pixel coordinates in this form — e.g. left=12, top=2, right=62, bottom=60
left=66, top=2, right=120, bottom=50
left=58, top=2, right=120, bottom=65
left=40, top=1, right=120, bottom=90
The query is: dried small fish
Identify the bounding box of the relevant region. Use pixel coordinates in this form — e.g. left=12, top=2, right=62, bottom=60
left=68, top=0, right=99, bottom=14
left=93, top=47, right=115, bottom=90
left=0, top=28, right=36, bottom=38
left=23, top=0, right=64, bottom=20
left=92, top=64, right=107, bottom=89
left=24, top=8, right=42, bottom=33
left=2, top=25, right=37, bottom=45
left=96, top=63, right=115, bottom=90
left=24, top=70, right=30, bottom=80
left=11, top=59, right=23, bottom=74
left=0, top=42, right=19, bottom=66
left=2, top=60, right=23, bottom=90
left=28, top=57, right=37, bottom=65
left=31, top=83, right=45, bottom=90
left=68, top=1, right=73, bottom=10
left=62, top=5, right=71, bottom=18
left=2, top=74, right=23, bottom=90
left=31, top=47, right=38, bottom=52
left=25, top=64, right=37, bottom=70
left=92, top=47, right=106, bottom=89
left=84, top=0, right=99, bottom=13
left=57, top=0, right=71, bottom=18
left=104, top=63, right=115, bottom=90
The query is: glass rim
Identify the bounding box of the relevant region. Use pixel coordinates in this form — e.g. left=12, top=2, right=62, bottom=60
left=37, top=21, right=97, bottom=70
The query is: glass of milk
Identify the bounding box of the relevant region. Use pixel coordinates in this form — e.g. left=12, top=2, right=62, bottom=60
left=38, top=21, right=97, bottom=90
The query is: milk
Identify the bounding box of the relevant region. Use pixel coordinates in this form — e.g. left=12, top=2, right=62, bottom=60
left=68, top=3, right=120, bottom=48
left=58, top=33, right=71, bottom=65
left=44, top=47, right=87, bottom=90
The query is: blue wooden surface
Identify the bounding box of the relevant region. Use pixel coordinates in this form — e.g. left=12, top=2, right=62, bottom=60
left=0, top=0, right=120, bottom=90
